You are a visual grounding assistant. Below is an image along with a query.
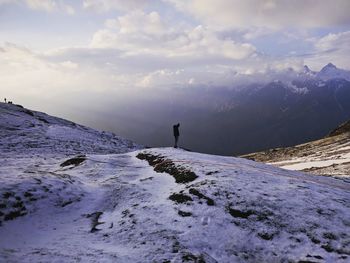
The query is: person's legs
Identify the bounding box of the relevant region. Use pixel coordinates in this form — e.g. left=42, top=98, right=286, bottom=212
left=174, top=136, right=179, bottom=148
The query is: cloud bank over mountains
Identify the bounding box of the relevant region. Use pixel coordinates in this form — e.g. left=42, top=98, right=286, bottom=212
left=0, top=0, right=350, bottom=112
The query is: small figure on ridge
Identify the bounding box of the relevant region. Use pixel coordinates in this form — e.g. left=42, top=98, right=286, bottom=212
left=173, top=123, right=180, bottom=148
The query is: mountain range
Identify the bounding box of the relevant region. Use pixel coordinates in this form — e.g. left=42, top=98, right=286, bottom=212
left=94, top=63, right=350, bottom=156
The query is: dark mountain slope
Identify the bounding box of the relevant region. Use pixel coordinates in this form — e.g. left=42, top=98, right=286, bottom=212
left=242, top=120, right=350, bottom=179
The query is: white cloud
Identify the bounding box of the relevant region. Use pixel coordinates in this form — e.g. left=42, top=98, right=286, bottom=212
left=83, top=0, right=148, bottom=12
left=91, top=11, right=256, bottom=61
left=2, top=0, right=349, bottom=105
left=0, top=43, right=126, bottom=104
left=60, top=60, right=78, bottom=69
left=242, top=27, right=276, bottom=40
left=25, top=0, right=56, bottom=12
left=136, top=57, right=306, bottom=89
left=167, top=0, right=350, bottom=29
left=62, top=3, right=75, bottom=14
left=315, top=31, right=350, bottom=52
left=108, top=10, right=165, bottom=35
left=137, top=68, right=188, bottom=88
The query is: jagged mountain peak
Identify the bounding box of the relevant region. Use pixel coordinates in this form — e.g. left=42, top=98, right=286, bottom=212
left=300, top=65, right=316, bottom=77
left=303, top=65, right=312, bottom=72
left=316, top=62, right=350, bottom=81
left=322, top=62, right=337, bottom=70
left=297, top=63, right=350, bottom=81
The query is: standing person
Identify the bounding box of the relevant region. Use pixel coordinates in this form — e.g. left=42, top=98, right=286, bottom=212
left=173, top=123, right=180, bottom=148
left=4, top=98, right=6, bottom=103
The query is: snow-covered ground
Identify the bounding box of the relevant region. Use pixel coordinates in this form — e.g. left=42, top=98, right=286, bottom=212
left=1, top=149, right=350, bottom=262
left=1, top=103, right=350, bottom=262
left=242, top=125, right=350, bottom=180
left=281, top=152, right=350, bottom=170
left=0, top=102, right=140, bottom=156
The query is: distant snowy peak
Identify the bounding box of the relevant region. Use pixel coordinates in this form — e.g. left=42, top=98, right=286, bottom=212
left=296, top=65, right=316, bottom=80
left=302, top=65, right=315, bottom=75
left=316, top=63, right=350, bottom=81
left=294, top=63, right=350, bottom=82
left=319, top=63, right=338, bottom=75
left=324, top=62, right=337, bottom=69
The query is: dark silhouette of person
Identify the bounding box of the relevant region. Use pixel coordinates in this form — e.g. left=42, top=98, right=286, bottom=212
left=173, top=123, right=180, bottom=148
left=4, top=98, right=6, bottom=103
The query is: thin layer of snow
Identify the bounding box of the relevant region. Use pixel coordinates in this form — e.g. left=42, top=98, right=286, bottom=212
left=261, top=131, right=350, bottom=178
left=268, top=158, right=306, bottom=166
left=285, top=82, right=309, bottom=95
left=267, top=141, right=350, bottom=178
left=317, top=81, right=326, bottom=87
left=0, top=102, right=141, bottom=156
left=47, top=125, right=97, bottom=141
left=282, top=153, right=350, bottom=170
left=1, top=148, right=350, bottom=262
left=327, top=144, right=350, bottom=153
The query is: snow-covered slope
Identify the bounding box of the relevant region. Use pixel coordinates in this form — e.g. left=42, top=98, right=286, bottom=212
left=242, top=120, right=350, bottom=180
left=1, top=104, right=350, bottom=262
left=0, top=102, right=140, bottom=156
left=1, top=150, right=350, bottom=262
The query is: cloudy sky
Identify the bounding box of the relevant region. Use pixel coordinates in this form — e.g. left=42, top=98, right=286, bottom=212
left=1, top=0, right=350, bottom=115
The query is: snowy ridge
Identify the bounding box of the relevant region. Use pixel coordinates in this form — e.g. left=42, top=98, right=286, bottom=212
left=0, top=102, right=141, bottom=156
